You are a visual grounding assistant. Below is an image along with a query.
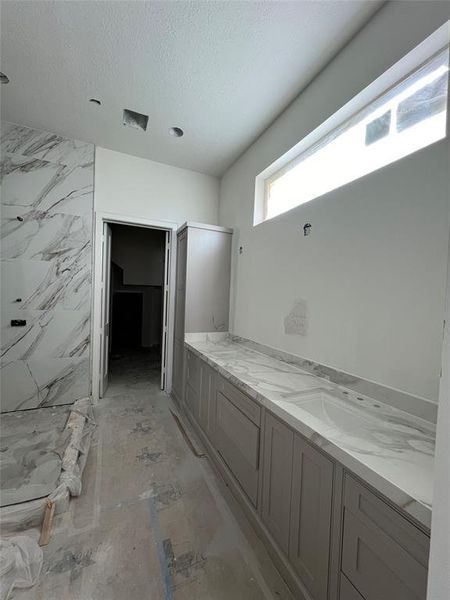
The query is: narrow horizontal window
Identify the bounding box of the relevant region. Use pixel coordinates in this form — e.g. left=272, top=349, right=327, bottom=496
left=259, top=42, right=449, bottom=224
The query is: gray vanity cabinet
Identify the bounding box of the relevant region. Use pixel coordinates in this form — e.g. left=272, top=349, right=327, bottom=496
left=182, top=353, right=431, bottom=600
left=289, top=434, right=334, bottom=600
left=262, top=413, right=334, bottom=599
left=341, top=475, right=430, bottom=600
left=261, top=413, right=294, bottom=555
left=172, top=223, right=232, bottom=403
left=215, top=378, right=261, bottom=507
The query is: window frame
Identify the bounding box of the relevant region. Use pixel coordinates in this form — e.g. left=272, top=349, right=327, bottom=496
left=254, top=22, right=450, bottom=226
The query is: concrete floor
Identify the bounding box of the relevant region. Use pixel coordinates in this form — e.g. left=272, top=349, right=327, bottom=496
left=14, top=356, right=294, bottom=599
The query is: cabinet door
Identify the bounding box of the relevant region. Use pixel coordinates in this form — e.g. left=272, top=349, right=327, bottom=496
left=289, top=434, right=334, bottom=600
left=341, top=475, right=429, bottom=600
left=185, top=228, right=231, bottom=333
left=215, top=388, right=260, bottom=506
left=261, top=413, right=294, bottom=555
left=172, top=339, right=184, bottom=401
left=185, top=383, right=200, bottom=421
left=185, top=351, right=201, bottom=395
left=199, top=362, right=216, bottom=441
left=339, top=575, right=364, bottom=600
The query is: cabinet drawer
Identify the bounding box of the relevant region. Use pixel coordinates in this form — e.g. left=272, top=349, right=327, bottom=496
left=215, top=390, right=260, bottom=506
left=218, top=378, right=260, bottom=425
left=342, top=475, right=429, bottom=600
left=186, top=350, right=201, bottom=394
left=344, top=475, right=429, bottom=566
left=339, top=574, right=364, bottom=600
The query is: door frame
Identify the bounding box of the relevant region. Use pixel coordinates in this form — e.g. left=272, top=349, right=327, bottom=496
left=99, top=222, right=112, bottom=398
left=92, top=210, right=177, bottom=400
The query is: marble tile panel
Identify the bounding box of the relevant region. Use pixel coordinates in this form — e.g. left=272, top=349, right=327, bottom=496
left=1, top=253, right=91, bottom=311
left=1, top=153, right=62, bottom=206
left=1, top=307, right=90, bottom=362
left=1, top=121, right=94, bottom=411
left=0, top=357, right=90, bottom=411
left=1, top=211, right=91, bottom=263
left=28, top=357, right=90, bottom=406
left=1, top=122, right=94, bottom=167
left=0, top=360, right=40, bottom=412
left=1, top=153, right=93, bottom=217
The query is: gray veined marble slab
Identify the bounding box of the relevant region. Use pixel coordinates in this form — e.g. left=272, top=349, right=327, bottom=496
left=0, top=406, right=70, bottom=506
left=1, top=121, right=94, bottom=168
left=1, top=153, right=94, bottom=217
left=1, top=153, right=61, bottom=205
left=1, top=253, right=91, bottom=311
left=185, top=334, right=435, bottom=529
left=1, top=307, right=90, bottom=362
left=0, top=357, right=90, bottom=412
left=28, top=357, right=90, bottom=407
left=1, top=121, right=94, bottom=412
left=1, top=211, right=91, bottom=262
left=0, top=360, right=40, bottom=412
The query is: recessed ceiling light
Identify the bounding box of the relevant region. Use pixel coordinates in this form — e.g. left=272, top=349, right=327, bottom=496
left=169, top=127, right=184, bottom=138
left=0, top=72, right=10, bottom=84
left=89, top=98, right=102, bottom=105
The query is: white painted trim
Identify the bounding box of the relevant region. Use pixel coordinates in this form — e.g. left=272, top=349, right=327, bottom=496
left=92, top=210, right=177, bottom=400
left=177, top=221, right=233, bottom=234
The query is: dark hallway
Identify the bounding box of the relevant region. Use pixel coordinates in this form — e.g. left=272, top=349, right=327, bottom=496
left=108, top=224, right=166, bottom=380
left=111, top=292, right=143, bottom=350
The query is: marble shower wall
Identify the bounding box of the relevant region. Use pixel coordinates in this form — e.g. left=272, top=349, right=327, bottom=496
left=0, top=121, right=94, bottom=412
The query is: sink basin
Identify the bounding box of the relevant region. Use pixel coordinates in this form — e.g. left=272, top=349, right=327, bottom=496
left=280, top=389, right=435, bottom=455
left=285, top=389, right=373, bottom=430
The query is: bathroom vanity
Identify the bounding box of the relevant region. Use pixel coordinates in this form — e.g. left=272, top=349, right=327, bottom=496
left=177, top=334, right=434, bottom=600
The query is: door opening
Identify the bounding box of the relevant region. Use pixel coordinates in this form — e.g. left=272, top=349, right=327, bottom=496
left=98, top=221, right=170, bottom=397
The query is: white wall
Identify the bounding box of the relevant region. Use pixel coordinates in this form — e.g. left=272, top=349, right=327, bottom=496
left=95, top=147, right=219, bottom=226
left=219, top=1, right=450, bottom=402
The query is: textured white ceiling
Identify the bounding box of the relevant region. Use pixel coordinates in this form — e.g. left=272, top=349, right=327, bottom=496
left=1, top=1, right=383, bottom=175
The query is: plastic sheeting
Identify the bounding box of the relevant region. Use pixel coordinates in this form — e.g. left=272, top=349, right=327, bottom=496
left=0, top=536, right=43, bottom=600
left=1, top=398, right=96, bottom=533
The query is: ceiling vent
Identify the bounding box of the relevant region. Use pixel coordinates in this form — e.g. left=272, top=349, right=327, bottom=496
left=122, top=109, right=148, bottom=132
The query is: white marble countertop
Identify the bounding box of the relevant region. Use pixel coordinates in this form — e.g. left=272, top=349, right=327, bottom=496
left=185, top=333, right=435, bottom=530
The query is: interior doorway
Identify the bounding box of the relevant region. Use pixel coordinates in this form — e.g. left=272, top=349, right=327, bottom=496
left=94, top=215, right=176, bottom=399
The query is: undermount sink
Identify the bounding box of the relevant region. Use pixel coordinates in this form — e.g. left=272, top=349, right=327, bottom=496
left=284, top=389, right=373, bottom=430
left=279, top=389, right=435, bottom=455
